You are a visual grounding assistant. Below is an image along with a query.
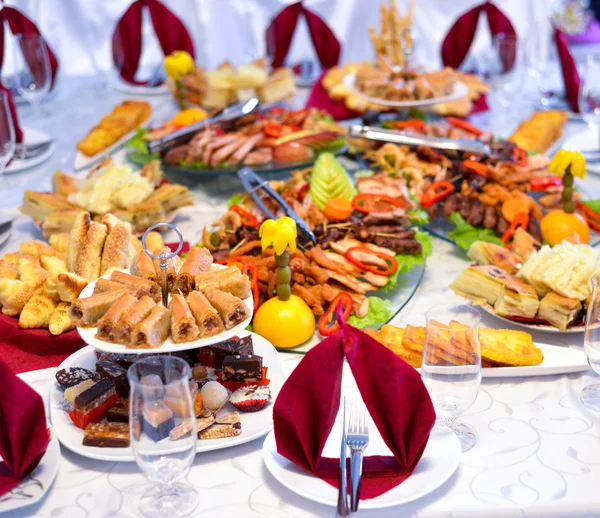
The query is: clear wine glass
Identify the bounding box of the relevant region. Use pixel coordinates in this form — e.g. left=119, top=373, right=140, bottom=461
left=487, top=33, right=526, bottom=118
left=0, top=92, right=16, bottom=178
left=421, top=304, right=482, bottom=452
left=578, top=53, right=600, bottom=148
left=13, top=33, right=52, bottom=111
left=582, top=273, right=600, bottom=411
left=128, top=356, right=199, bottom=517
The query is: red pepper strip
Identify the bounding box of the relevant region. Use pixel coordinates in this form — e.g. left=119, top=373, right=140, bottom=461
left=241, top=261, right=260, bottom=314
left=587, top=217, right=600, bottom=232
left=577, top=202, right=600, bottom=222
left=446, top=117, right=483, bottom=137
left=462, top=159, right=488, bottom=178
left=264, top=123, right=285, bottom=138
left=284, top=109, right=309, bottom=126
left=345, top=246, right=398, bottom=276
left=318, top=292, right=353, bottom=336
left=215, top=257, right=244, bottom=266
left=390, top=119, right=426, bottom=131
left=420, top=181, right=455, bottom=208
left=530, top=176, right=562, bottom=191
left=512, top=146, right=529, bottom=166
left=297, top=183, right=309, bottom=201
left=351, top=193, right=405, bottom=213
left=269, top=106, right=287, bottom=115
left=501, top=212, right=529, bottom=245
left=230, top=204, right=259, bottom=228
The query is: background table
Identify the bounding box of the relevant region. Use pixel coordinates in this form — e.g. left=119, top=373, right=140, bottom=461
left=2, top=76, right=600, bottom=517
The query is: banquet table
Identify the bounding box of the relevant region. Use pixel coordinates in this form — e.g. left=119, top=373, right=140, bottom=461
left=3, top=76, right=600, bottom=517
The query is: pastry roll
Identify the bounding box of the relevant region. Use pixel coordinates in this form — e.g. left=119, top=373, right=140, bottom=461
left=100, top=217, right=132, bottom=275
left=19, top=240, right=56, bottom=258
left=114, top=295, right=156, bottom=344
left=110, top=270, right=161, bottom=303
left=202, top=287, right=250, bottom=329
left=467, top=242, right=523, bottom=275
left=56, top=272, right=89, bottom=303
left=68, top=289, right=128, bottom=327
left=0, top=279, right=34, bottom=316
left=0, top=259, right=19, bottom=280
left=130, top=236, right=143, bottom=254
left=144, top=231, right=164, bottom=251
left=169, top=293, right=199, bottom=343
left=130, top=249, right=157, bottom=282
left=49, top=233, right=70, bottom=253
left=96, top=293, right=138, bottom=341
left=75, top=220, right=108, bottom=280
left=19, top=294, right=57, bottom=329
left=133, top=305, right=170, bottom=348
left=174, top=247, right=213, bottom=295
left=18, top=258, right=49, bottom=290
left=187, top=290, right=224, bottom=337
left=152, top=246, right=180, bottom=291
left=194, top=271, right=250, bottom=299
left=40, top=255, right=67, bottom=277
left=67, top=211, right=91, bottom=272
left=194, top=265, right=238, bottom=286
left=93, top=278, right=147, bottom=299
left=49, top=302, right=75, bottom=335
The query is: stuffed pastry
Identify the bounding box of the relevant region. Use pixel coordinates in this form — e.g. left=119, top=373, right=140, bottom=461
left=93, top=278, right=147, bottom=299
left=174, top=247, right=213, bottom=295
left=130, top=249, right=157, bottom=282
left=152, top=246, right=180, bottom=291
left=0, top=279, right=34, bottom=316
left=450, top=265, right=516, bottom=306
left=75, top=220, right=108, bottom=280
left=194, top=271, right=250, bottom=299
left=143, top=231, right=164, bottom=251
left=114, top=295, right=156, bottom=344
left=511, top=227, right=541, bottom=262
left=494, top=278, right=540, bottom=319
left=169, top=293, right=199, bottom=343
left=110, top=270, right=161, bottom=303
left=201, top=287, right=249, bottom=329
left=49, top=302, right=75, bottom=335
left=96, top=293, right=138, bottom=342
left=100, top=216, right=132, bottom=275
left=19, top=294, right=57, bottom=329
left=68, top=289, right=128, bottom=327
left=186, top=290, right=224, bottom=338
left=194, top=265, right=238, bottom=286
left=467, top=242, right=523, bottom=275
left=133, top=305, right=170, bottom=348
left=537, top=292, right=582, bottom=330
left=56, top=272, right=89, bottom=303
left=67, top=211, right=91, bottom=272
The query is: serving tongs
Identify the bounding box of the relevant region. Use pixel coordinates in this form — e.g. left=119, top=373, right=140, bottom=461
left=349, top=124, right=492, bottom=156
left=147, top=98, right=260, bottom=154
left=237, top=167, right=317, bottom=245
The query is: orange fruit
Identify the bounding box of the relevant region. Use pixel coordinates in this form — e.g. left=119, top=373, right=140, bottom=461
left=540, top=210, right=590, bottom=246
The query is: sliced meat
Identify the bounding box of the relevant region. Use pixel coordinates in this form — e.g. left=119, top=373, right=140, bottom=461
left=202, top=135, right=238, bottom=165
left=362, top=213, right=406, bottom=226
left=163, top=145, right=189, bottom=164
left=308, top=246, right=348, bottom=275
left=211, top=137, right=249, bottom=166
left=372, top=237, right=422, bottom=255
left=228, top=133, right=263, bottom=165
left=483, top=206, right=498, bottom=229
left=244, top=147, right=272, bottom=165
left=326, top=270, right=376, bottom=294
left=459, top=197, right=471, bottom=219
left=496, top=212, right=509, bottom=236
left=307, top=264, right=330, bottom=285
left=292, top=284, right=324, bottom=315
left=442, top=193, right=460, bottom=218
left=329, top=238, right=395, bottom=259
left=467, top=199, right=484, bottom=226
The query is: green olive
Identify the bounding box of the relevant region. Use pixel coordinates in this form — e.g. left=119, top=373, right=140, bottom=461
left=278, top=266, right=291, bottom=284
left=277, top=283, right=291, bottom=301
left=564, top=200, right=575, bottom=213
left=563, top=173, right=574, bottom=187
left=210, top=232, right=221, bottom=247
left=563, top=186, right=573, bottom=200
left=275, top=251, right=289, bottom=267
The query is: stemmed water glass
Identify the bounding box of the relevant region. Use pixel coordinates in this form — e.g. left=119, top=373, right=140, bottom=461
left=421, top=304, right=482, bottom=452
left=128, top=356, right=199, bottom=517
left=582, top=273, right=600, bottom=411
left=13, top=33, right=52, bottom=111
left=578, top=53, right=600, bottom=148
left=0, top=92, right=16, bottom=178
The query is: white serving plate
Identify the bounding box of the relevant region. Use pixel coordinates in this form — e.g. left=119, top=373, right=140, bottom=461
left=343, top=74, right=469, bottom=108
left=50, top=332, right=283, bottom=462
left=75, top=267, right=253, bottom=354
left=0, top=425, right=60, bottom=512
left=108, top=77, right=170, bottom=97
left=5, top=128, right=55, bottom=174
left=263, top=359, right=461, bottom=509
left=562, top=129, right=600, bottom=175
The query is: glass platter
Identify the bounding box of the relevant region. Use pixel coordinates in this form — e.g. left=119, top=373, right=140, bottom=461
left=277, top=262, right=426, bottom=355
left=126, top=144, right=349, bottom=178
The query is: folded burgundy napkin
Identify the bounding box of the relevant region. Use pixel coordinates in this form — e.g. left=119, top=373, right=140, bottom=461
left=554, top=27, right=581, bottom=112
left=305, top=71, right=361, bottom=121
left=112, top=0, right=195, bottom=85
left=441, top=1, right=516, bottom=70
left=0, top=6, right=59, bottom=87
left=0, top=83, right=22, bottom=143
left=0, top=357, right=49, bottom=496
left=266, top=1, right=340, bottom=70
left=274, top=323, right=436, bottom=500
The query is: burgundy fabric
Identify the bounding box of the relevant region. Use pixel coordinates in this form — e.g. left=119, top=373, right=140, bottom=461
left=0, top=357, right=48, bottom=496
left=441, top=2, right=516, bottom=70
left=0, top=6, right=59, bottom=88
left=305, top=71, right=361, bottom=120
left=0, top=83, right=22, bottom=143
left=266, top=1, right=340, bottom=70
left=112, top=0, right=195, bottom=85
left=554, top=28, right=581, bottom=112
left=273, top=324, right=436, bottom=500
left=0, top=313, right=85, bottom=374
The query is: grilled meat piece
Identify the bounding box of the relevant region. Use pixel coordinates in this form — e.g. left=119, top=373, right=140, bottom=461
left=163, top=145, right=189, bottom=164
left=459, top=198, right=471, bottom=219
left=483, top=206, right=498, bottom=229
left=372, top=237, right=422, bottom=254
left=362, top=213, right=406, bottom=226
left=496, top=213, right=509, bottom=236
left=467, top=200, right=484, bottom=226
left=443, top=194, right=460, bottom=218
left=314, top=226, right=345, bottom=248
left=244, top=147, right=272, bottom=165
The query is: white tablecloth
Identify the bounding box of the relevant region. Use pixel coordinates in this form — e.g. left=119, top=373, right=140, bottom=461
left=3, top=76, right=600, bottom=517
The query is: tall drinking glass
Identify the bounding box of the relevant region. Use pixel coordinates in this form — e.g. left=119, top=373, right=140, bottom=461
left=421, top=304, right=482, bottom=452
left=128, top=356, right=199, bottom=517
left=487, top=33, right=525, bottom=118
left=578, top=53, right=600, bottom=148
left=0, top=92, right=16, bottom=178
left=13, top=33, right=52, bottom=111
left=582, top=273, right=600, bottom=411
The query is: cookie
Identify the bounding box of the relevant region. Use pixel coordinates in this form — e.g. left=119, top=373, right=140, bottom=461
left=55, top=367, right=98, bottom=389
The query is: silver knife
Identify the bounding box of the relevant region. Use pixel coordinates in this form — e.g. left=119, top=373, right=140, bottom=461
left=349, top=124, right=492, bottom=156
left=337, top=397, right=349, bottom=517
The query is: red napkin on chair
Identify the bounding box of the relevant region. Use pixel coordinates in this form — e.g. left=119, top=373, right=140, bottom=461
left=112, top=0, right=195, bottom=85
left=0, top=357, right=49, bottom=496
left=441, top=1, right=516, bottom=70
left=554, top=27, right=581, bottom=112
left=274, top=324, right=436, bottom=500
left=0, top=83, right=22, bottom=143
left=266, top=1, right=340, bottom=70
left=0, top=6, right=59, bottom=87
left=0, top=313, right=85, bottom=374
left=305, top=71, right=361, bottom=121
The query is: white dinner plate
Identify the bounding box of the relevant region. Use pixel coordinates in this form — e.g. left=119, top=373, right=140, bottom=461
left=108, top=76, right=170, bottom=97
left=0, top=425, right=60, bottom=512
left=5, top=128, right=55, bottom=174
left=0, top=228, right=10, bottom=250
left=563, top=129, right=600, bottom=175
left=478, top=303, right=585, bottom=334
left=50, top=332, right=283, bottom=462
left=75, top=267, right=253, bottom=354
left=343, top=74, right=469, bottom=108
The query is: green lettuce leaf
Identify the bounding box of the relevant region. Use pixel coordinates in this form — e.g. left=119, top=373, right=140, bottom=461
left=407, top=208, right=429, bottom=225
left=582, top=200, right=600, bottom=215
left=347, top=296, right=392, bottom=329
left=408, top=108, right=428, bottom=121
left=447, top=212, right=503, bottom=250
left=126, top=127, right=149, bottom=154
left=228, top=193, right=244, bottom=208
left=380, top=230, right=432, bottom=293
left=381, top=121, right=393, bottom=129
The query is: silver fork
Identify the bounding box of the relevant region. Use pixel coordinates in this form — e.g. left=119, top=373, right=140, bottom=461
left=346, top=401, right=369, bottom=512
